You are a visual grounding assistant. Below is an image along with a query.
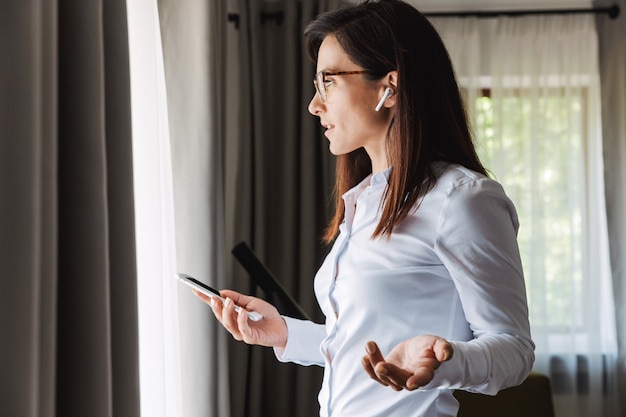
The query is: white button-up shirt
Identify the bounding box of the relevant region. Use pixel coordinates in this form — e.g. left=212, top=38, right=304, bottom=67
left=275, top=163, right=535, bottom=417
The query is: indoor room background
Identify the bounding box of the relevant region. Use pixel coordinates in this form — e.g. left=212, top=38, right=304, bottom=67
left=1, top=1, right=625, bottom=417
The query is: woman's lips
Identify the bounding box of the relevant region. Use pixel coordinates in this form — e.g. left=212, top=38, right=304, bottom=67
left=322, top=122, right=334, bottom=137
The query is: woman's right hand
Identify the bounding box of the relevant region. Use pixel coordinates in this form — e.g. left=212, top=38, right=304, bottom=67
left=193, top=289, right=288, bottom=349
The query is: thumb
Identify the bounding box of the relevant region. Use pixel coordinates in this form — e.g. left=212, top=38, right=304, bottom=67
left=434, top=338, right=453, bottom=363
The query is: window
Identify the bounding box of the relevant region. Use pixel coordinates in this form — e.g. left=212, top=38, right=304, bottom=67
left=471, top=83, right=615, bottom=357
left=475, top=88, right=585, bottom=331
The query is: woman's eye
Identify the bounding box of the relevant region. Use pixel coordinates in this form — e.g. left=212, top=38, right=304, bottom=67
left=324, top=79, right=334, bottom=87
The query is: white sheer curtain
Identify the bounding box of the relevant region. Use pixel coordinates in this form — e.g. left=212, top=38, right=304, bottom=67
left=126, top=1, right=183, bottom=416
left=153, top=0, right=231, bottom=416
left=433, top=14, right=619, bottom=417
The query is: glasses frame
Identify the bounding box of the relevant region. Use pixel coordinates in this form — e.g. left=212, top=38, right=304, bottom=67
left=313, top=70, right=371, bottom=102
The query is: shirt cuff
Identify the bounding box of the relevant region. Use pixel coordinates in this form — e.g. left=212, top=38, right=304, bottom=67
left=422, top=340, right=491, bottom=393
left=273, top=316, right=326, bottom=367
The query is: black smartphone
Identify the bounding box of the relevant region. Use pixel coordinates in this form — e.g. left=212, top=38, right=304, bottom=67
left=176, top=273, right=263, bottom=321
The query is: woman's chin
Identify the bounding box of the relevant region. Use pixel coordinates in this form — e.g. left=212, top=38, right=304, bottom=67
left=328, top=145, right=349, bottom=156
left=327, top=140, right=357, bottom=156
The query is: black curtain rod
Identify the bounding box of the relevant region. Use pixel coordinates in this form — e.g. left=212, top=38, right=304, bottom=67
left=227, top=4, right=620, bottom=28
left=227, top=11, right=283, bottom=29
left=423, top=4, right=620, bottom=19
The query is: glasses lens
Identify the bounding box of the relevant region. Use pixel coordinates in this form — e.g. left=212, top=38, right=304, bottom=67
left=315, top=72, right=326, bottom=101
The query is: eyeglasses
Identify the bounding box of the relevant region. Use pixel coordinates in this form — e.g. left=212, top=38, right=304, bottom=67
left=313, top=70, right=371, bottom=102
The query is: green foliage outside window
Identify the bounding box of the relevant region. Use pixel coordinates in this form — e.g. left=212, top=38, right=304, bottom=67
left=473, top=92, right=585, bottom=330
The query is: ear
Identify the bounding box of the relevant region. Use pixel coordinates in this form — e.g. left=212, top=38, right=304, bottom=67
left=380, top=70, right=398, bottom=109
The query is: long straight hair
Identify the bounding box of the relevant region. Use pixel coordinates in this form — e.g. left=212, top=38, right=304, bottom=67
left=305, top=0, right=487, bottom=243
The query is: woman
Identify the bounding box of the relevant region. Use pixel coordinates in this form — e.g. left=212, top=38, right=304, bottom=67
left=195, top=1, right=535, bottom=416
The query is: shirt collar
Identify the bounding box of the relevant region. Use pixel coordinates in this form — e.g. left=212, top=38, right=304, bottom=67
left=342, top=167, right=392, bottom=201
left=371, top=167, right=391, bottom=187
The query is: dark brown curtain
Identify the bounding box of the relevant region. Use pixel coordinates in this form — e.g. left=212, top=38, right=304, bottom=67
left=0, top=1, right=139, bottom=416
left=224, top=1, right=342, bottom=417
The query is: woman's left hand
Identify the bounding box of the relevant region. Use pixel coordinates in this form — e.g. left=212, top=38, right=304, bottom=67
left=361, top=335, right=453, bottom=391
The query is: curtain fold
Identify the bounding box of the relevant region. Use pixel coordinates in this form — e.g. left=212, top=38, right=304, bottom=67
left=433, top=13, right=618, bottom=417
left=226, top=1, right=341, bottom=416
left=127, top=0, right=185, bottom=416
left=102, top=1, right=141, bottom=414
left=595, top=0, right=626, bottom=414
left=0, top=2, right=58, bottom=415
left=156, top=0, right=230, bottom=416
left=0, top=1, right=140, bottom=416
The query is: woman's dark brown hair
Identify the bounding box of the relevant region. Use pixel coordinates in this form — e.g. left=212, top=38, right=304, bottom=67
left=305, top=0, right=487, bottom=243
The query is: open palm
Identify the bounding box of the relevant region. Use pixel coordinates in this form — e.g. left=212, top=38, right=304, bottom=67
left=361, top=335, right=453, bottom=391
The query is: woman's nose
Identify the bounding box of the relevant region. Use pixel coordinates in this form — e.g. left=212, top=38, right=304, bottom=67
left=308, top=92, right=324, bottom=116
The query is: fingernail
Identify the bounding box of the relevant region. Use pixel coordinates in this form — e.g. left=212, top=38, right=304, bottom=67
left=366, top=341, right=375, bottom=354
left=408, top=382, right=418, bottom=390
left=376, top=365, right=387, bottom=375
left=443, top=348, right=451, bottom=361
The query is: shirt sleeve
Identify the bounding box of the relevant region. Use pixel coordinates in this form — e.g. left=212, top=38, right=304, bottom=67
left=429, top=177, right=535, bottom=394
left=273, top=316, right=327, bottom=367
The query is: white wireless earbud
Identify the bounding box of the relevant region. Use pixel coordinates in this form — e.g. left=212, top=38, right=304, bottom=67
left=375, top=87, right=394, bottom=111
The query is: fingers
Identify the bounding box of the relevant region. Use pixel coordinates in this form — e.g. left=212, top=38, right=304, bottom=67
left=365, top=341, right=385, bottom=363
left=192, top=289, right=214, bottom=306
left=404, top=366, right=435, bottom=390
left=236, top=305, right=256, bottom=343
left=193, top=290, right=226, bottom=323
left=434, top=337, right=453, bottom=363
left=362, top=337, right=452, bottom=392
left=361, top=356, right=382, bottom=384
left=361, top=342, right=389, bottom=387
left=191, top=288, right=278, bottom=347
left=377, top=362, right=414, bottom=391
left=221, top=296, right=245, bottom=341
left=220, top=290, right=255, bottom=312
left=362, top=342, right=405, bottom=391
left=191, top=288, right=247, bottom=335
